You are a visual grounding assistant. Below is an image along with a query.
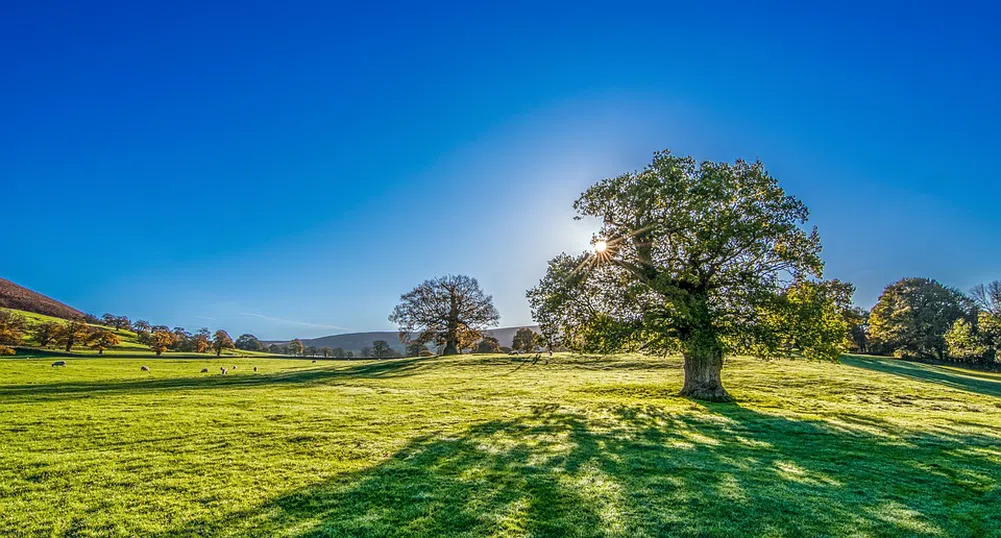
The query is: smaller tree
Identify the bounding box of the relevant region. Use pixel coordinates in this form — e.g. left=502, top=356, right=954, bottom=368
left=150, top=330, right=175, bottom=356
left=868, top=278, right=969, bottom=359
left=33, top=321, right=61, bottom=347
left=305, top=346, right=317, bottom=357
left=0, top=310, right=27, bottom=349
left=321, top=346, right=333, bottom=358
left=512, top=327, right=540, bottom=352
left=56, top=320, right=90, bottom=352
left=88, top=328, right=120, bottom=355
left=101, top=314, right=131, bottom=331
left=475, top=336, right=502, bottom=353
left=389, top=274, right=501, bottom=356
left=945, top=318, right=988, bottom=362
left=332, top=347, right=347, bottom=358
left=372, top=340, right=395, bottom=359
left=191, top=332, right=211, bottom=353
left=405, top=342, right=429, bottom=357
left=235, top=333, right=263, bottom=351
left=134, top=320, right=151, bottom=333
left=115, top=316, right=132, bottom=331
left=171, top=327, right=192, bottom=351
left=267, top=343, right=282, bottom=354
left=212, top=330, right=235, bottom=356
left=288, top=339, right=304, bottom=356
left=846, top=307, right=870, bottom=354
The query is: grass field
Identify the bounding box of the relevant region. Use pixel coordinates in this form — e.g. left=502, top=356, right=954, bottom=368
left=1, top=353, right=999, bottom=537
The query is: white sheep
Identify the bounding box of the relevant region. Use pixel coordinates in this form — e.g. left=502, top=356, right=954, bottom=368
left=253, top=366, right=258, bottom=372
left=140, top=365, right=150, bottom=372
left=220, top=367, right=228, bottom=375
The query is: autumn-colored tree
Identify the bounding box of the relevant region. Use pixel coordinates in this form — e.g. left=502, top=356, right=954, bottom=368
left=288, top=339, right=304, bottom=356
left=212, top=330, right=235, bottom=356
left=528, top=150, right=839, bottom=401
left=170, top=327, right=192, bottom=351
left=390, top=274, right=500, bottom=356
left=0, top=310, right=27, bottom=350
left=33, top=321, right=61, bottom=347
left=55, top=320, right=90, bottom=352
left=190, top=332, right=211, bottom=353
left=150, top=330, right=175, bottom=356
left=87, top=328, right=120, bottom=355
left=101, top=314, right=131, bottom=331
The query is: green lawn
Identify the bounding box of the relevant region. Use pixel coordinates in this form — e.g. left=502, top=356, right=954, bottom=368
left=1, top=354, right=998, bottom=537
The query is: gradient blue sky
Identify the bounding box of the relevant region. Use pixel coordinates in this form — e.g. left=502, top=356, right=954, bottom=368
left=3, top=1, right=999, bottom=339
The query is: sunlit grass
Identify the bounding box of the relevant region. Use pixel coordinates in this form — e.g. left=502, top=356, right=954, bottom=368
left=0, top=353, right=998, bottom=536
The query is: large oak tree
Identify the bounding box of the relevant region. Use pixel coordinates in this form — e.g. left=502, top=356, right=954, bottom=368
left=528, top=150, right=846, bottom=401
left=390, top=274, right=500, bottom=356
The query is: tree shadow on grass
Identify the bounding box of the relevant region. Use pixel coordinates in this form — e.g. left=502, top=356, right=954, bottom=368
left=842, top=355, right=1001, bottom=398
left=0, top=359, right=429, bottom=403
left=151, top=403, right=1000, bottom=537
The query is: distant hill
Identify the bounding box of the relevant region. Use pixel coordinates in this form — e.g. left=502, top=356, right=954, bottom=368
left=0, top=278, right=84, bottom=320
left=290, top=325, right=541, bottom=354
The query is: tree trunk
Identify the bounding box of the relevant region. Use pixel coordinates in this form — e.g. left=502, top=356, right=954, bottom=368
left=443, top=340, right=458, bottom=356
left=679, top=342, right=732, bottom=402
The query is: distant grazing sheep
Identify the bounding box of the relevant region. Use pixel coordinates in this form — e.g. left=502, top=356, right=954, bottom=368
left=200, top=368, right=209, bottom=373
left=312, top=360, right=317, bottom=363
left=253, top=366, right=258, bottom=372
left=51, top=360, right=66, bottom=367
left=220, top=367, right=228, bottom=375
left=140, top=365, right=150, bottom=372
left=232, top=366, right=237, bottom=370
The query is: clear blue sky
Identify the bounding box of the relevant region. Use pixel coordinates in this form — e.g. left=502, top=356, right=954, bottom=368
left=3, top=1, right=999, bottom=339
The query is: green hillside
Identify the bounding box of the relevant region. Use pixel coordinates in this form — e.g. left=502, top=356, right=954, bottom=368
left=4, top=308, right=271, bottom=358
left=1, top=353, right=998, bottom=536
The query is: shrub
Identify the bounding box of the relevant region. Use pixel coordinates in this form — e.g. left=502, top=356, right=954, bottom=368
left=418, top=350, right=435, bottom=358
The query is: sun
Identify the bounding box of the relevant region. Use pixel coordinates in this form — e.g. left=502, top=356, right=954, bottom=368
left=593, top=240, right=608, bottom=253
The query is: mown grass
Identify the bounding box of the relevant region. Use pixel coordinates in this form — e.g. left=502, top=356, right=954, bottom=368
left=1, top=353, right=999, bottom=537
